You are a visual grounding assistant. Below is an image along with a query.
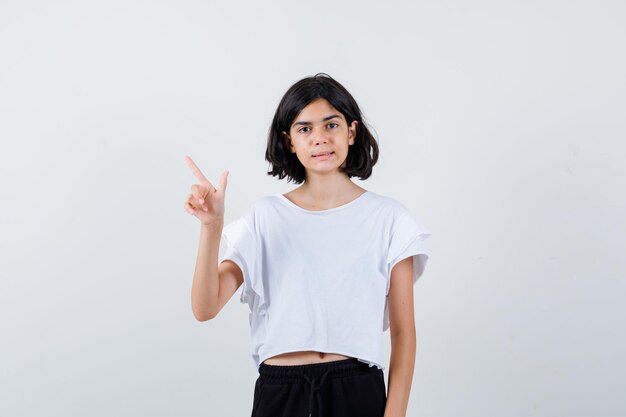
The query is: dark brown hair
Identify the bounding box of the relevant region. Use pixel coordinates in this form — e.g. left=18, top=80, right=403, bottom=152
left=265, top=73, right=379, bottom=184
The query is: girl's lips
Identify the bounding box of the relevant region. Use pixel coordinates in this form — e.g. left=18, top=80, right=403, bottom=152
left=313, top=152, right=334, bottom=158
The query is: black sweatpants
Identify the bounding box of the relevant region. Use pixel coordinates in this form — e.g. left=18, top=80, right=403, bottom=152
left=250, top=357, right=387, bottom=417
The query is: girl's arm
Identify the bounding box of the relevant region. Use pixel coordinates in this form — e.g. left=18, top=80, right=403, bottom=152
left=183, top=155, right=230, bottom=321
left=191, top=218, right=224, bottom=321
left=384, top=256, right=417, bottom=417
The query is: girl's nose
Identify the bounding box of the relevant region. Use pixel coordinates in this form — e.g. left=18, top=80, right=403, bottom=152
left=312, top=131, right=329, bottom=144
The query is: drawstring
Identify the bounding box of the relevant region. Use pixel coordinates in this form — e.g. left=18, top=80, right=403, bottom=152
left=302, top=369, right=331, bottom=417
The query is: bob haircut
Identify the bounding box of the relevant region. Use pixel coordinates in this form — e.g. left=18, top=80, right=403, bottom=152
left=266, top=73, right=379, bottom=184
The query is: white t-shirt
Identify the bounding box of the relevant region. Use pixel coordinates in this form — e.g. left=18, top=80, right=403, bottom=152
left=218, top=190, right=432, bottom=371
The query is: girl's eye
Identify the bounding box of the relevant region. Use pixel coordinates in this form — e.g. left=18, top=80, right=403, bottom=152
left=297, top=123, right=337, bottom=133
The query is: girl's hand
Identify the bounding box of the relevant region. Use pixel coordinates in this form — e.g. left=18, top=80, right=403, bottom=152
left=183, top=155, right=229, bottom=226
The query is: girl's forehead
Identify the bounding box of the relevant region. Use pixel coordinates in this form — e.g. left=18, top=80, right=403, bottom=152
left=301, top=97, right=334, bottom=112
left=292, top=98, right=344, bottom=124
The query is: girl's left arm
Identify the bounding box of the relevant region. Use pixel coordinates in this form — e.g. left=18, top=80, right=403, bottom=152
left=384, top=256, right=417, bottom=417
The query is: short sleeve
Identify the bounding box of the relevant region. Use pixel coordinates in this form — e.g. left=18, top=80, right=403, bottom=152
left=218, top=208, right=265, bottom=312
left=385, top=211, right=432, bottom=295
left=383, top=211, right=431, bottom=332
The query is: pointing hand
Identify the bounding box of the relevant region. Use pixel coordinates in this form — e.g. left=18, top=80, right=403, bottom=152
left=183, top=155, right=229, bottom=226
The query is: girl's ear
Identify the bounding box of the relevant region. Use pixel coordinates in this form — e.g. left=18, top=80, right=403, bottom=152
left=348, top=120, right=358, bottom=144
left=281, top=131, right=295, bottom=153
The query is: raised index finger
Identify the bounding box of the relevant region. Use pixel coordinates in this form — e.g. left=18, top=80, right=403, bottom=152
left=184, top=155, right=210, bottom=184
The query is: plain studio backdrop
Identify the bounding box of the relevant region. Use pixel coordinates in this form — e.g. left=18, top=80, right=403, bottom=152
left=1, top=0, right=624, bottom=416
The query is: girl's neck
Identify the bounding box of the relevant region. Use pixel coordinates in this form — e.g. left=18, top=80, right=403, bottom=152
left=289, top=178, right=367, bottom=209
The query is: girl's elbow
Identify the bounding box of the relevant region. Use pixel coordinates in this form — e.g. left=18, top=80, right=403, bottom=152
left=193, top=307, right=216, bottom=322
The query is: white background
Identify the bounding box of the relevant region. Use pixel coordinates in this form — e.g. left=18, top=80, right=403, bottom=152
left=1, top=0, right=624, bottom=416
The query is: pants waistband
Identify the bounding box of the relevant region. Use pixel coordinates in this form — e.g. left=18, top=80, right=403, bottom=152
left=258, top=357, right=374, bottom=383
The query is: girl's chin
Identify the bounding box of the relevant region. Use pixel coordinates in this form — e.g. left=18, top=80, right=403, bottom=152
left=303, top=166, right=345, bottom=175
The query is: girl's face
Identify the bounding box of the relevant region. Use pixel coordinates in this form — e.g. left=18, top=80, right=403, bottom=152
left=282, top=98, right=357, bottom=178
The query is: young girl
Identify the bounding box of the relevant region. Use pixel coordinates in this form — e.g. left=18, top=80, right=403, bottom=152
left=184, top=73, right=432, bottom=417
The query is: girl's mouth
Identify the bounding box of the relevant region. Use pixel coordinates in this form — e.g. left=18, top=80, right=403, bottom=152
left=313, top=152, right=334, bottom=158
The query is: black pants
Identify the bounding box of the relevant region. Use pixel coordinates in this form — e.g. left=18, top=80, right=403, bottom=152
left=251, top=358, right=387, bottom=417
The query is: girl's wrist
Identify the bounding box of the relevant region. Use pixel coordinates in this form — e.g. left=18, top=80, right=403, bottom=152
left=201, top=216, right=224, bottom=229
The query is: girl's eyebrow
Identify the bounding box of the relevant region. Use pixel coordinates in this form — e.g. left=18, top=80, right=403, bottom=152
left=293, top=114, right=341, bottom=126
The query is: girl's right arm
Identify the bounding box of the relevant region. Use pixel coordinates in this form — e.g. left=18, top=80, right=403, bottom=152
left=191, top=219, right=224, bottom=321
left=191, top=218, right=245, bottom=321
left=183, top=155, right=231, bottom=321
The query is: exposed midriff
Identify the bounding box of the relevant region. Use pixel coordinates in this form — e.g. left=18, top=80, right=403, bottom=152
left=262, top=351, right=353, bottom=366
